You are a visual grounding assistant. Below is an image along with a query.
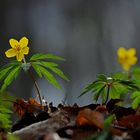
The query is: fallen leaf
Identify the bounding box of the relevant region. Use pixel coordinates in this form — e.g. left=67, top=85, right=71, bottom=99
left=76, top=108, right=104, bottom=129
left=117, top=115, right=140, bottom=129
left=13, top=99, right=27, bottom=117
left=13, top=98, right=43, bottom=118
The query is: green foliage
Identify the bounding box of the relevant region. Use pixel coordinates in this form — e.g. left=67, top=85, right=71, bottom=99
left=0, top=53, right=68, bottom=92
left=0, top=61, right=21, bottom=92
left=0, top=93, right=14, bottom=129
left=104, top=115, right=115, bottom=129
left=131, top=91, right=140, bottom=109
left=131, top=67, right=140, bottom=80
left=30, top=53, right=65, bottom=61
left=80, top=74, right=139, bottom=103
left=31, top=53, right=69, bottom=89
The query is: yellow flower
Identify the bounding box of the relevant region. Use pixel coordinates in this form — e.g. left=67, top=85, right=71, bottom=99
left=5, top=37, right=29, bottom=61
left=117, top=47, right=137, bottom=71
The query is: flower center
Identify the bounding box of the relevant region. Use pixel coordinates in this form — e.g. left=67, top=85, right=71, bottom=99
left=15, top=45, right=21, bottom=52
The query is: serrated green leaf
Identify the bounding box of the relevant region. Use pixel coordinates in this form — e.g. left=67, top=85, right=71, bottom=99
left=131, top=91, right=140, bottom=99
left=0, top=107, right=12, bottom=114
left=93, top=84, right=106, bottom=101
left=48, top=67, right=69, bottom=81
left=112, top=72, right=128, bottom=80
left=0, top=61, right=21, bottom=80
left=131, top=96, right=140, bottom=109
left=0, top=92, right=15, bottom=129
left=31, top=62, right=43, bottom=77
left=0, top=66, right=14, bottom=80
left=38, top=61, right=58, bottom=67
left=38, top=65, right=61, bottom=89
left=1, top=66, right=21, bottom=92
left=79, top=80, right=102, bottom=97
left=131, top=67, right=140, bottom=80
left=101, top=87, right=107, bottom=103
left=30, top=53, right=65, bottom=61
left=110, top=85, right=121, bottom=99
left=131, top=91, right=140, bottom=109
left=119, top=80, right=139, bottom=91
left=38, top=61, right=69, bottom=81
left=97, top=74, right=107, bottom=82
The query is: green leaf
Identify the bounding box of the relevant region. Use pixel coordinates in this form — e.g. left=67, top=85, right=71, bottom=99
left=79, top=80, right=103, bottom=97
left=101, top=87, right=107, bottom=103
left=119, top=80, right=139, bottom=91
left=112, top=72, right=128, bottom=80
left=0, top=66, right=14, bottom=80
left=110, top=85, right=121, bottom=99
left=131, top=91, right=140, bottom=109
left=0, top=93, right=14, bottom=129
left=131, top=67, right=140, bottom=80
left=131, top=67, right=140, bottom=74
left=131, top=91, right=140, bottom=99
left=93, top=84, right=106, bottom=101
left=0, top=61, right=21, bottom=80
left=38, top=65, right=61, bottom=89
left=38, top=61, right=58, bottom=67
left=131, top=96, right=140, bottom=109
left=36, top=61, right=69, bottom=81
left=47, top=67, right=69, bottom=81
left=1, top=66, right=21, bottom=92
left=30, top=53, right=65, bottom=61
left=97, top=74, right=107, bottom=82
left=104, top=115, right=115, bottom=128
left=31, top=62, right=43, bottom=78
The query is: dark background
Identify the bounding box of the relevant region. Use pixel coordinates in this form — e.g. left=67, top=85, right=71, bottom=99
left=1, top=0, right=140, bottom=105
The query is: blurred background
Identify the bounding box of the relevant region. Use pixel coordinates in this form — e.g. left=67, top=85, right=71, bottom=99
left=0, top=0, right=140, bottom=106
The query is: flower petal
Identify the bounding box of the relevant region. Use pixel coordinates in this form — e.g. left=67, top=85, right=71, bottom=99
left=19, top=37, right=28, bottom=48
left=9, top=39, right=19, bottom=48
left=117, top=47, right=127, bottom=58
left=128, top=57, right=137, bottom=65
left=16, top=52, right=24, bottom=61
left=22, top=47, right=29, bottom=55
left=127, top=48, right=136, bottom=57
left=5, top=48, right=16, bottom=58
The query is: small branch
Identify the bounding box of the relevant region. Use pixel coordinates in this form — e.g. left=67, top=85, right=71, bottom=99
left=28, top=70, right=42, bottom=106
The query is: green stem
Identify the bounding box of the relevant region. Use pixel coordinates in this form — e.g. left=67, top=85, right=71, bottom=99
left=23, top=56, right=27, bottom=64
left=28, top=70, right=43, bottom=106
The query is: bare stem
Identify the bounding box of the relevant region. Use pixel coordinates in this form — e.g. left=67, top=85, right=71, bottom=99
left=22, top=56, right=42, bottom=105
left=28, top=69, right=43, bottom=106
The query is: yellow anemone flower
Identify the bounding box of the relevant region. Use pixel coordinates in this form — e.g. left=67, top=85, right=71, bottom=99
left=117, top=47, right=137, bottom=71
left=5, top=36, right=29, bottom=61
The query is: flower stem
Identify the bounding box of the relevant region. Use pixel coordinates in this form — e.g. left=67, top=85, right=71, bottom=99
left=28, top=70, right=43, bottom=106
left=23, top=56, right=27, bottom=64
left=22, top=56, right=42, bottom=105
